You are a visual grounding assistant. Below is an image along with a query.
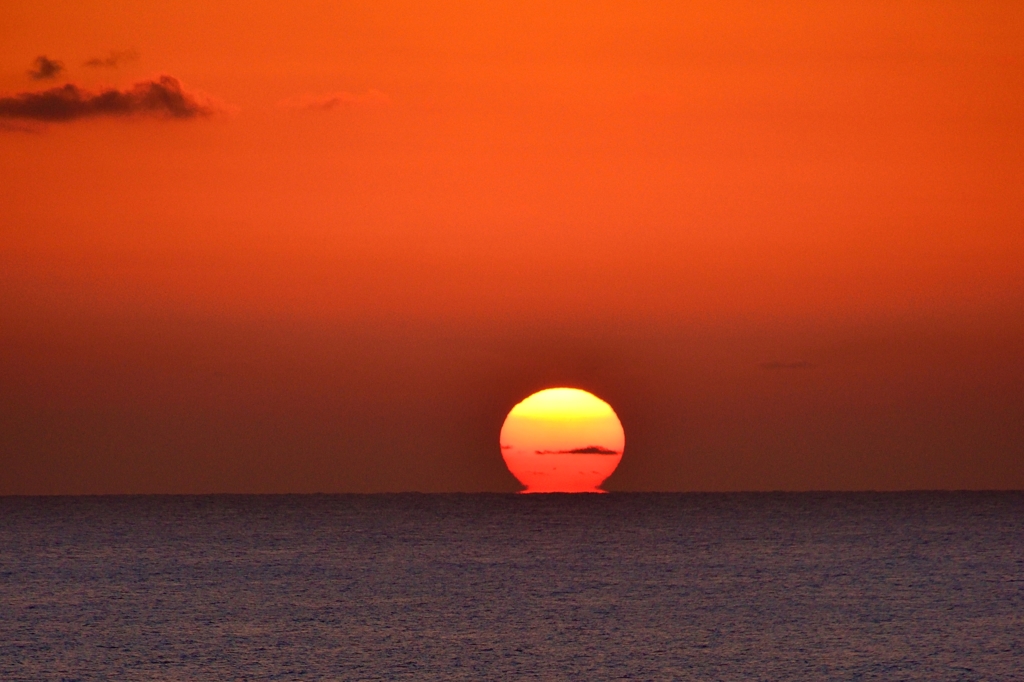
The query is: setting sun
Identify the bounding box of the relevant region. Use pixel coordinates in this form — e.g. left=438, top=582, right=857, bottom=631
left=500, top=388, right=624, bottom=493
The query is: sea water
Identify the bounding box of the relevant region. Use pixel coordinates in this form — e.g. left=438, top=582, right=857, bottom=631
left=1, top=493, right=1021, bottom=680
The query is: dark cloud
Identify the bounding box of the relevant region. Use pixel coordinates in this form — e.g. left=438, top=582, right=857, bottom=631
left=0, top=76, right=216, bottom=122
left=535, top=446, right=619, bottom=455
left=759, top=360, right=814, bottom=370
left=84, top=49, right=139, bottom=68
left=28, top=55, right=64, bottom=80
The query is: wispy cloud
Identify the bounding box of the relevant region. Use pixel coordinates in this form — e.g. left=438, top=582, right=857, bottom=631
left=28, top=55, right=64, bottom=80
left=84, top=49, right=139, bottom=68
left=278, top=89, right=390, bottom=111
left=759, top=360, right=815, bottom=370
left=0, top=120, right=43, bottom=134
left=0, top=76, right=217, bottom=123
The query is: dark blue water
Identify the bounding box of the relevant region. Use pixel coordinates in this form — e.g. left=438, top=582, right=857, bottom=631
left=1, top=494, right=1021, bottom=680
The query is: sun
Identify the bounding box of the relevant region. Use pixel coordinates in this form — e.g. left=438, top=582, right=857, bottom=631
left=500, top=388, right=625, bottom=493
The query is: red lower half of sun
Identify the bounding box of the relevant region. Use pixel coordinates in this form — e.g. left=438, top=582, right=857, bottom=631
left=501, top=451, right=623, bottom=493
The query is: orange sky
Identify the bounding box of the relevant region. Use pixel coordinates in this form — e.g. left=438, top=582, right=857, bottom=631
left=1, top=1, right=1022, bottom=493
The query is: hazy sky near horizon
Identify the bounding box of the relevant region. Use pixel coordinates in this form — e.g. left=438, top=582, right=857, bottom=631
left=2, top=0, right=1022, bottom=494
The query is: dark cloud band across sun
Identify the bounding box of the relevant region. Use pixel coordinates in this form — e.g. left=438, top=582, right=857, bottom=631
left=0, top=76, right=215, bottom=122
left=534, top=446, right=620, bottom=455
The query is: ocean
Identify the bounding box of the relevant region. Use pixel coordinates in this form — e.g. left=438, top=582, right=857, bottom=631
left=1, top=493, right=1021, bottom=680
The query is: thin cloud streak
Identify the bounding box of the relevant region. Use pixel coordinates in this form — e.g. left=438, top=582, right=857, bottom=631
left=279, top=89, right=390, bottom=111
left=0, top=76, right=217, bottom=122
left=0, top=120, right=42, bottom=134
left=84, top=49, right=139, bottom=68
left=759, top=360, right=815, bottom=370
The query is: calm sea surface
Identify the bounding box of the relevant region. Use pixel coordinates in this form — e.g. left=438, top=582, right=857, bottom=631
left=1, top=493, right=1021, bottom=681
